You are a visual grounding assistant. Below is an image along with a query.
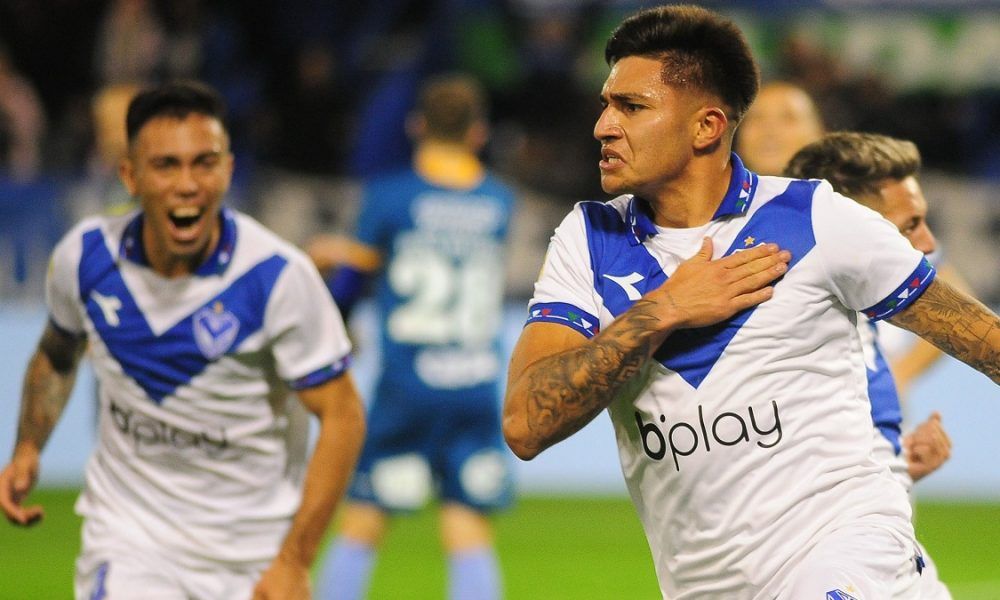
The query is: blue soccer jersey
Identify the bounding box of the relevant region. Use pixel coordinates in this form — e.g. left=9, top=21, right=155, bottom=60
left=355, top=169, right=516, bottom=405
left=346, top=165, right=517, bottom=512
left=527, top=154, right=935, bottom=598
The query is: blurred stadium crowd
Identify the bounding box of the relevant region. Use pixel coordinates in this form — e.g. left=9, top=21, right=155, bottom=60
left=1, top=0, right=999, bottom=302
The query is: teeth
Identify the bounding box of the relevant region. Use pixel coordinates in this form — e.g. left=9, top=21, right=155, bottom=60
left=171, top=207, right=201, bottom=218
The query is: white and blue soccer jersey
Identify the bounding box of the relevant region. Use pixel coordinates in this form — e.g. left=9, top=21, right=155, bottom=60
left=356, top=169, right=516, bottom=404
left=527, top=154, right=936, bottom=599
left=46, top=208, right=352, bottom=566
left=858, top=316, right=913, bottom=492
left=862, top=248, right=947, bottom=493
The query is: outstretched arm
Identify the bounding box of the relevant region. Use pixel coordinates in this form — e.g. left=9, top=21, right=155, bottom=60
left=0, top=322, right=85, bottom=526
left=503, top=239, right=790, bottom=460
left=888, top=278, right=1000, bottom=385
left=889, top=262, right=974, bottom=397
left=252, top=372, right=366, bottom=600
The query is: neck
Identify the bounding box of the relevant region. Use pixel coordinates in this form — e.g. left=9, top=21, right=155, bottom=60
left=414, top=140, right=484, bottom=189
left=143, top=219, right=221, bottom=278
left=646, top=152, right=733, bottom=229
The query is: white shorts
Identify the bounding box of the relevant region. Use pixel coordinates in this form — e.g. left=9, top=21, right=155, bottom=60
left=75, top=516, right=267, bottom=600
left=779, top=522, right=922, bottom=600
left=913, top=540, right=953, bottom=600
left=870, top=430, right=952, bottom=599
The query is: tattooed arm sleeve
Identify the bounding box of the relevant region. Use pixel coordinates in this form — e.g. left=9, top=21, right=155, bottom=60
left=14, top=322, right=85, bottom=457
left=888, top=278, right=1000, bottom=385
left=503, top=299, right=673, bottom=460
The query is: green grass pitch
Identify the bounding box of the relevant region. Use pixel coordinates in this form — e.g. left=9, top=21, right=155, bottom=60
left=2, top=490, right=998, bottom=599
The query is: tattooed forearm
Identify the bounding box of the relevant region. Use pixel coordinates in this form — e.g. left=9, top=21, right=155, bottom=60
left=15, top=325, right=83, bottom=453
left=889, top=279, right=1000, bottom=384
left=521, top=298, right=665, bottom=451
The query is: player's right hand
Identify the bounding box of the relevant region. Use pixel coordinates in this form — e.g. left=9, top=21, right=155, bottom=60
left=0, top=448, right=44, bottom=526
left=904, top=411, right=952, bottom=482
left=653, top=238, right=791, bottom=329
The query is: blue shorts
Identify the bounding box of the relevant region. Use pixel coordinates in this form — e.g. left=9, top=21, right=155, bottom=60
left=348, top=394, right=514, bottom=513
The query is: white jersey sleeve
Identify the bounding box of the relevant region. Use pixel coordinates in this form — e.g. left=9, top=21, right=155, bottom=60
left=812, top=183, right=933, bottom=319
left=45, top=220, right=92, bottom=335
left=264, top=250, right=352, bottom=388
left=526, top=203, right=602, bottom=338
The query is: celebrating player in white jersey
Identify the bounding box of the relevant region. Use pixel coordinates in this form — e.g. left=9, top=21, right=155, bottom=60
left=786, top=131, right=957, bottom=599
left=0, top=81, right=366, bottom=600
left=502, top=6, right=1000, bottom=599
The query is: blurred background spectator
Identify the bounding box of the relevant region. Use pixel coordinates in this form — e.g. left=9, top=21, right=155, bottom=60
left=0, top=44, right=47, bottom=182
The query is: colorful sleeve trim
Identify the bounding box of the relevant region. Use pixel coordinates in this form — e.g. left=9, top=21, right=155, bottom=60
left=289, top=354, right=352, bottom=390
left=862, top=258, right=936, bottom=321
left=525, top=302, right=600, bottom=338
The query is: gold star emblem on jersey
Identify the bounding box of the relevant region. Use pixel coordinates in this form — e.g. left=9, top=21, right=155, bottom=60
left=743, top=235, right=756, bottom=246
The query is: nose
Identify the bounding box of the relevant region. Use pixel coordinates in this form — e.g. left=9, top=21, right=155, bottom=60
left=910, top=223, right=937, bottom=255
left=175, top=165, right=198, bottom=196
left=594, top=107, right=622, bottom=142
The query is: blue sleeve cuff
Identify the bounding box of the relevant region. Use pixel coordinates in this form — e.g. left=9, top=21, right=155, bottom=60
left=862, top=257, right=936, bottom=321
left=525, top=302, right=600, bottom=338
left=289, top=354, right=352, bottom=390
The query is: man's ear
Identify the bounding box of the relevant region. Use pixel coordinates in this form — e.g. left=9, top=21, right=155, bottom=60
left=464, top=120, right=489, bottom=153
left=693, top=106, right=729, bottom=151
left=118, top=156, right=137, bottom=196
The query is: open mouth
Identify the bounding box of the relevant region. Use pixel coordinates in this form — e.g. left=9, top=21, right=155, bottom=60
left=600, top=148, right=624, bottom=170
left=169, top=206, right=203, bottom=230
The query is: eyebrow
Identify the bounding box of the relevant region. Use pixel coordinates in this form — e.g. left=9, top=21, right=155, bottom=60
left=601, top=91, right=653, bottom=104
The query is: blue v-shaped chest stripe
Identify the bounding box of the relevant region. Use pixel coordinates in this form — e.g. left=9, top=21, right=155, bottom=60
left=79, top=228, right=288, bottom=404
left=588, top=180, right=820, bottom=389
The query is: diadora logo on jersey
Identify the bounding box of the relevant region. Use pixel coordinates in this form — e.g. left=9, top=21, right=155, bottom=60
left=635, top=401, right=783, bottom=471
left=193, top=301, right=240, bottom=359
left=826, top=589, right=860, bottom=600
left=90, top=290, right=122, bottom=327
left=603, top=272, right=644, bottom=300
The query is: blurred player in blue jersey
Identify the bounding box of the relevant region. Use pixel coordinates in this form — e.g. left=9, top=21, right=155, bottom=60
left=0, top=81, right=365, bottom=600
left=503, top=5, right=1000, bottom=599
left=309, top=74, right=516, bottom=600
left=786, top=131, right=958, bottom=599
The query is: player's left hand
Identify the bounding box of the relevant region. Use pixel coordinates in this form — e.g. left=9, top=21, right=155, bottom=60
left=251, top=555, right=311, bottom=600
left=904, top=411, right=952, bottom=482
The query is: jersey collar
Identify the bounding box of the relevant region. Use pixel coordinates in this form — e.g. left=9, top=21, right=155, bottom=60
left=119, top=207, right=238, bottom=276
left=626, top=152, right=757, bottom=245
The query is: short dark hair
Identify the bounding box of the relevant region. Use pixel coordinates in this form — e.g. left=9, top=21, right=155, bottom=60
left=415, top=73, right=487, bottom=142
left=783, top=132, right=922, bottom=206
left=605, top=5, right=760, bottom=123
left=126, top=80, right=228, bottom=144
